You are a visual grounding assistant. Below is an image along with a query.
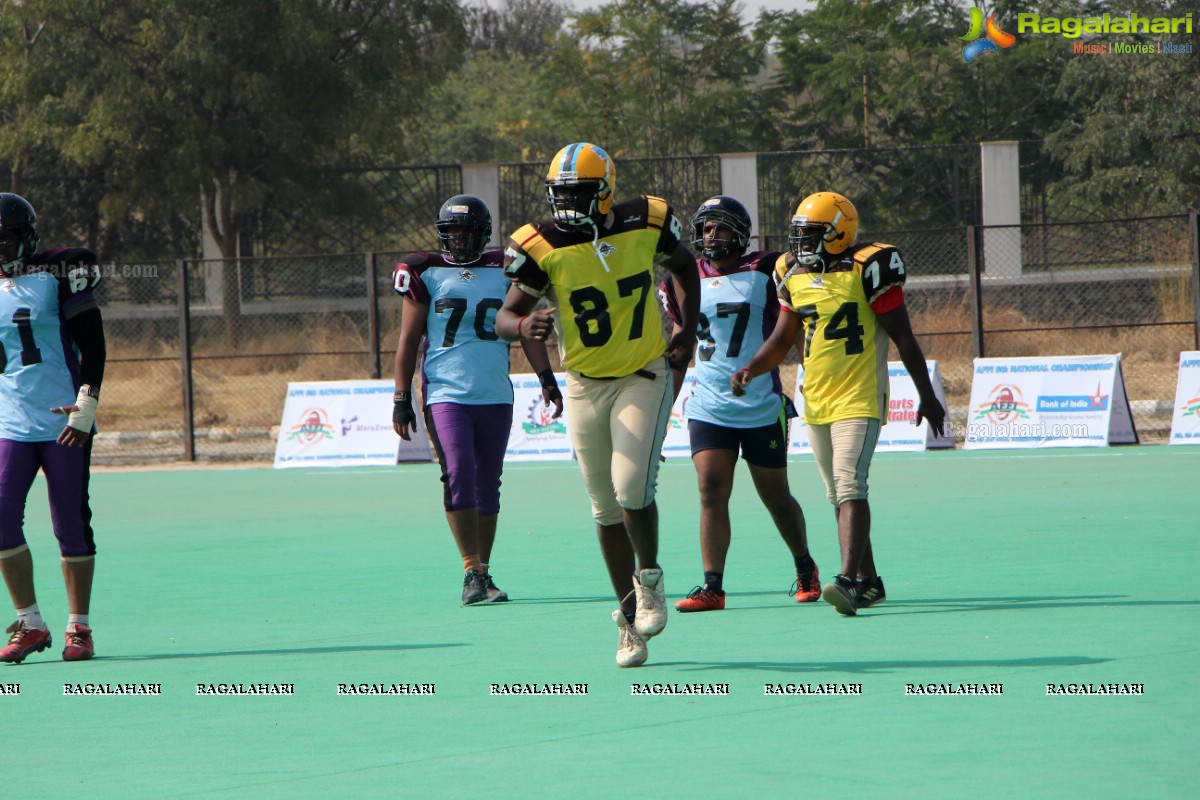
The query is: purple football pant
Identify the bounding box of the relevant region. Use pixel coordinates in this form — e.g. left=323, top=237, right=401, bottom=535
left=0, top=437, right=96, bottom=557
left=423, top=403, right=512, bottom=515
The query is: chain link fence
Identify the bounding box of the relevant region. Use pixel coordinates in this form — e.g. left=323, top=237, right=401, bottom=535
left=757, top=144, right=981, bottom=253
left=94, top=213, right=1198, bottom=465
left=498, top=154, right=721, bottom=240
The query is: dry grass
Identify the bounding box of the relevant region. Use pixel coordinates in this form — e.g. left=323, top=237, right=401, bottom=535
left=99, top=294, right=1192, bottom=442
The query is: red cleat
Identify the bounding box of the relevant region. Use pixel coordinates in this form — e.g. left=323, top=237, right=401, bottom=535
left=792, top=563, right=821, bottom=603
left=0, top=621, right=52, bottom=664
left=62, top=625, right=94, bottom=661
left=674, top=585, right=725, bottom=612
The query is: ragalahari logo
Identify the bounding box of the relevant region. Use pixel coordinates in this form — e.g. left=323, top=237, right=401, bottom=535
left=961, top=7, right=1016, bottom=62
left=972, top=384, right=1031, bottom=425
left=286, top=407, right=334, bottom=445
left=521, top=396, right=567, bottom=435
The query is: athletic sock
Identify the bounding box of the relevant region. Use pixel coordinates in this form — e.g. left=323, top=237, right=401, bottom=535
left=68, top=614, right=90, bottom=632
left=703, top=571, right=724, bottom=595
left=462, top=555, right=482, bottom=574
left=794, top=553, right=815, bottom=574
left=17, top=604, right=46, bottom=632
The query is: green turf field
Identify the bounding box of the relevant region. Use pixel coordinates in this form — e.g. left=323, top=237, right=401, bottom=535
left=7, top=447, right=1198, bottom=798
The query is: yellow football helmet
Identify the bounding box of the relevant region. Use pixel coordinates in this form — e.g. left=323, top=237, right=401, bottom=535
left=545, top=142, right=615, bottom=228
left=788, top=191, right=858, bottom=265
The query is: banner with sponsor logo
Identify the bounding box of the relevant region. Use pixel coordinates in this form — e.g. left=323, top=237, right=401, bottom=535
left=661, top=370, right=697, bottom=459
left=274, top=380, right=431, bottom=468
left=507, top=373, right=573, bottom=461
left=788, top=361, right=953, bottom=453
left=964, top=354, right=1136, bottom=449
left=1169, top=351, right=1200, bottom=445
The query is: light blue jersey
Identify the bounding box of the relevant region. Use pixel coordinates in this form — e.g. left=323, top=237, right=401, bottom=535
left=662, top=252, right=786, bottom=429
left=0, top=259, right=98, bottom=441
left=394, top=252, right=513, bottom=406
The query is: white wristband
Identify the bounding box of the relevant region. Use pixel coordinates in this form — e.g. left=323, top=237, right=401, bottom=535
left=67, top=385, right=99, bottom=433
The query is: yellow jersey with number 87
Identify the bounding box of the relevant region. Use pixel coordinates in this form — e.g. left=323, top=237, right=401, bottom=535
left=505, top=195, right=682, bottom=378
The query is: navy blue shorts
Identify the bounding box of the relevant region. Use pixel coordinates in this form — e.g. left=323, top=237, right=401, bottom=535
left=687, top=417, right=790, bottom=469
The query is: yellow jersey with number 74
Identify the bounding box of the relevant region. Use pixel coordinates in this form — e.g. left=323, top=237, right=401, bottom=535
left=774, top=243, right=907, bottom=424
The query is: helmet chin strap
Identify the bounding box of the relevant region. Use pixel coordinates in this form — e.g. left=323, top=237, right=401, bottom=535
left=589, top=218, right=610, bottom=273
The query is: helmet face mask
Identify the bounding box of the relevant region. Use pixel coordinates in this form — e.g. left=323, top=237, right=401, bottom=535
left=435, top=194, right=491, bottom=265
left=788, top=192, right=858, bottom=267
left=0, top=193, right=40, bottom=275
left=691, top=196, right=751, bottom=261
left=545, top=143, right=615, bottom=230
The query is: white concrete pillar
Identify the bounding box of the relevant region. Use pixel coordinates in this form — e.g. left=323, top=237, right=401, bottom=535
left=719, top=153, right=761, bottom=249
left=462, top=163, right=502, bottom=247
left=981, top=141, right=1022, bottom=277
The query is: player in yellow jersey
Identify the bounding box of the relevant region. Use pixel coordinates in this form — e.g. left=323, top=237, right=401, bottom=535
left=731, top=192, right=945, bottom=616
left=495, top=143, right=699, bottom=666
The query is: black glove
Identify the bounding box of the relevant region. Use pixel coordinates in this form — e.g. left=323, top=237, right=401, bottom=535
left=393, top=390, right=416, bottom=429
left=537, top=368, right=562, bottom=405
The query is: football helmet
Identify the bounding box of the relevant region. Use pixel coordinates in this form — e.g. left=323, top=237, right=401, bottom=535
left=788, top=192, right=858, bottom=266
left=0, top=193, right=40, bottom=275
left=545, top=142, right=615, bottom=229
left=691, top=195, right=751, bottom=261
left=435, top=194, right=492, bottom=265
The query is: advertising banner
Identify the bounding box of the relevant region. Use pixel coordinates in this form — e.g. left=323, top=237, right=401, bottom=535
left=789, top=361, right=953, bottom=453
left=661, top=370, right=697, bottom=459
left=274, top=380, right=431, bottom=468
left=506, top=373, right=573, bottom=462
left=964, top=354, right=1136, bottom=449
left=1168, top=351, right=1200, bottom=445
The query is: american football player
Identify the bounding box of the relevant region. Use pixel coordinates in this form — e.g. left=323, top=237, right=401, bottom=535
left=495, top=142, right=699, bottom=667
left=732, top=191, right=945, bottom=616
left=660, top=195, right=820, bottom=613
left=393, top=194, right=561, bottom=606
left=0, top=193, right=106, bottom=663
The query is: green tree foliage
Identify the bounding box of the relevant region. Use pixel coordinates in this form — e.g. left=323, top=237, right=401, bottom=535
left=539, top=0, right=777, bottom=158
left=1044, top=0, right=1200, bottom=218
left=2, top=0, right=468, bottom=260
left=408, top=0, right=778, bottom=164
left=767, top=0, right=1074, bottom=149
left=401, top=0, right=571, bottom=164
left=5, top=0, right=1192, bottom=267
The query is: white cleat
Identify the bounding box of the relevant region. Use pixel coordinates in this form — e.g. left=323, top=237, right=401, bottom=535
left=613, top=610, right=648, bottom=668
left=633, top=568, right=667, bottom=639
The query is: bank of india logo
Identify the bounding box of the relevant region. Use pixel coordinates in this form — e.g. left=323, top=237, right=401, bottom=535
left=286, top=407, right=334, bottom=445
left=960, top=7, right=1016, bottom=62
left=521, top=396, right=566, bottom=435
left=973, top=384, right=1030, bottom=425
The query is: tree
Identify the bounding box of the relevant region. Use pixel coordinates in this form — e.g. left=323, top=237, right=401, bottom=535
left=1044, top=0, right=1200, bottom=219
left=537, top=0, right=778, bottom=157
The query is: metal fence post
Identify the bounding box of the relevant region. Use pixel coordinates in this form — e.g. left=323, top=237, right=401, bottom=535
left=177, top=259, right=196, bottom=461
left=1191, top=211, right=1200, bottom=351
left=966, top=225, right=985, bottom=358
left=366, top=252, right=382, bottom=379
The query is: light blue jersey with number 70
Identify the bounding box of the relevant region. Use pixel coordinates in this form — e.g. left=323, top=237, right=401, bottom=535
left=393, top=251, right=514, bottom=406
